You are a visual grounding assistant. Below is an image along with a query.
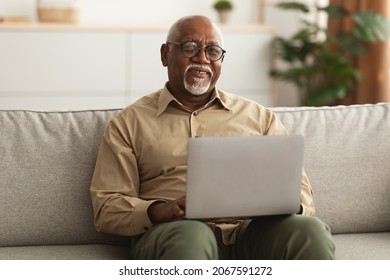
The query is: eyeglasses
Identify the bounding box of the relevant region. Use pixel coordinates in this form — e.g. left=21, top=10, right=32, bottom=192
left=167, top=41, right=226, bottom=62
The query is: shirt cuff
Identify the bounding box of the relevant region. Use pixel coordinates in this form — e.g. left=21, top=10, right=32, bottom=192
left=132, top=199, right=165, bottom=233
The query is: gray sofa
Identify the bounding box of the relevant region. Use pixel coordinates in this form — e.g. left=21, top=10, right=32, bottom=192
left=1, top=102, right=389, bottom=259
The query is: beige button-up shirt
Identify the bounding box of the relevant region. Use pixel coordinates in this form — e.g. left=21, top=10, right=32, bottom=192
left=90, top=86, right=315, bottom=245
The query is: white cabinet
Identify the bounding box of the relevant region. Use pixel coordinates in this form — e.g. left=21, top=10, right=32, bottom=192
left=0, top=25, right=274, bottom=110
left=0, top=32, right=126, bottom=91
left=0, top=30, right=127, bottom=109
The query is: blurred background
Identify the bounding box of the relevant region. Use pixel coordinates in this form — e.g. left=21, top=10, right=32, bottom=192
left=0, top=0, right=389, bottom=110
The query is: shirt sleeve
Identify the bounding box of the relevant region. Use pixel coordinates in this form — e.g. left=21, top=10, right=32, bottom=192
left=90, top=116, right=159, bottom=237
left=263, top=108, right=316, bottom=216
left=299, top=169, right=315, bottom=216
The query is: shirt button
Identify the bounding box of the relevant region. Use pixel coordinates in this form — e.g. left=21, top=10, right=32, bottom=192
left=193, top=112, right=198, bottom=116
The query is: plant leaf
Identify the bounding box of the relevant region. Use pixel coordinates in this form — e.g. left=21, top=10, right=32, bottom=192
left=334, top=33, right=367, bottom=55
left=275, top=2, right=310, bottom=13
left=353, top=11, right=390, bottom=42
left=318, top=5, right=349, bottom=19
left=305, top=85, right=347, bottom=106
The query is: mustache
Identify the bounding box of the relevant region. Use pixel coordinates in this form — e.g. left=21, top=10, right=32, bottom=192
left=184, top=64, right=214, bottom=77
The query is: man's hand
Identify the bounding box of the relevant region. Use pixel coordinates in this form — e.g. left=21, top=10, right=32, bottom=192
left=147, top=196, right=186, bottom=224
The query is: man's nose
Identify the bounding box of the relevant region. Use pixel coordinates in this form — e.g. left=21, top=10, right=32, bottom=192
left=192, top=48, right=210, bottom=63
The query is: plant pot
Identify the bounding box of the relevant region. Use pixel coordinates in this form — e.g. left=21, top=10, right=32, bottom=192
left=217, top=10, right=231, bottom=24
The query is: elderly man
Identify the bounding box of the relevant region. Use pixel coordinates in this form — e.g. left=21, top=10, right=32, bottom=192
left=90, top=15, right=335, bottom=260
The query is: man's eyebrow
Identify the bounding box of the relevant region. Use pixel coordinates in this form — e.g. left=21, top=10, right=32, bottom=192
left=208, top=41, right=222, bottom=46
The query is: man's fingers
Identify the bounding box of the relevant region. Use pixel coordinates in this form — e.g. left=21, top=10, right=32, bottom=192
left=173, top=202, right=185, bottom=217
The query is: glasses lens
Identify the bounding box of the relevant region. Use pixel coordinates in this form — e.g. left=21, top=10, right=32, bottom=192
left=206, top=46, right=223, bottom=61
left=181, top=42, right=199, bottom=58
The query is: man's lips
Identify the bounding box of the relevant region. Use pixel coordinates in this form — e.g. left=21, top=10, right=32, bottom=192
left=187, top=67, right=212, bottom=79
left=186, top=64, right=213, bottom=79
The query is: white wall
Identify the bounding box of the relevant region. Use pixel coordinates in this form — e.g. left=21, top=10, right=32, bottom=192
left=80, top=0, right=259, bottom=25
left=0, top=0, right=259, bottom=25
left=0, top=0, right=327, bottom=27
left=0, top=0, right=36, bottom=19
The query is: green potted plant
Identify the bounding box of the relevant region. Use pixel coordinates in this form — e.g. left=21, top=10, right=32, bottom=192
left=270, top=1, right=390, bottom=106
left=213, top=0, right=233, bottom=24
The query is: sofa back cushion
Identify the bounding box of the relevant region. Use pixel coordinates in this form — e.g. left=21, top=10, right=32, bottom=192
left=273, top=103, right=390, bottom=234
left=0, top=109, right=132, bottom=247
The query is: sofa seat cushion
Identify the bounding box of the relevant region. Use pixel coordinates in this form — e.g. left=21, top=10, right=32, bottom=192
left=0, top=244, right=130, bottom=260
left=333, top=232, right=390, bottom=260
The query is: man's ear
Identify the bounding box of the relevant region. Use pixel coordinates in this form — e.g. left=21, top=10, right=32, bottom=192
left=160, top=44, right=169, bottom=67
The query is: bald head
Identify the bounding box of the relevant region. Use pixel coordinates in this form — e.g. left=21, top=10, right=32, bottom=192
left=166, top=15, right=224, bottom=47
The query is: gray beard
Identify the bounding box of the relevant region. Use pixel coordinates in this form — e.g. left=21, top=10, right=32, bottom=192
left=184, top=77, right=211, bottom=96
left=183, top=63, right=213, bottom=96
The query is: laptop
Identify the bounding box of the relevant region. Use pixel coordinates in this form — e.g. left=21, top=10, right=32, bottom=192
left=185, top=135, right=304, bottom=219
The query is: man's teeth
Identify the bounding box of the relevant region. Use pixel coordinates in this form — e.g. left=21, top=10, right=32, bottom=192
left=193, top=70, right=207, bottom=74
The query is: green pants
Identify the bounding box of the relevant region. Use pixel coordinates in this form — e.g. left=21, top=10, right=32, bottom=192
left=130, top=215, right=335, bottom=260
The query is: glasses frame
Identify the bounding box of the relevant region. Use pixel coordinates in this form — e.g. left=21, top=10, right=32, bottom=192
left=167, top=41, right=226, bottom=62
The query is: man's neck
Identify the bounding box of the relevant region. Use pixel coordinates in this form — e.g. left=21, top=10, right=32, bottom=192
left=168, top=85, right=214, bottom=111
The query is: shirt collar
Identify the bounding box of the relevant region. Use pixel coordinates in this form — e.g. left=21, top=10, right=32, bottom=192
left=156, top=85, right=176, bottom=116
left=211, top=88, right=232, bottom=111
left=157, top=84, right=231, bottom=116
